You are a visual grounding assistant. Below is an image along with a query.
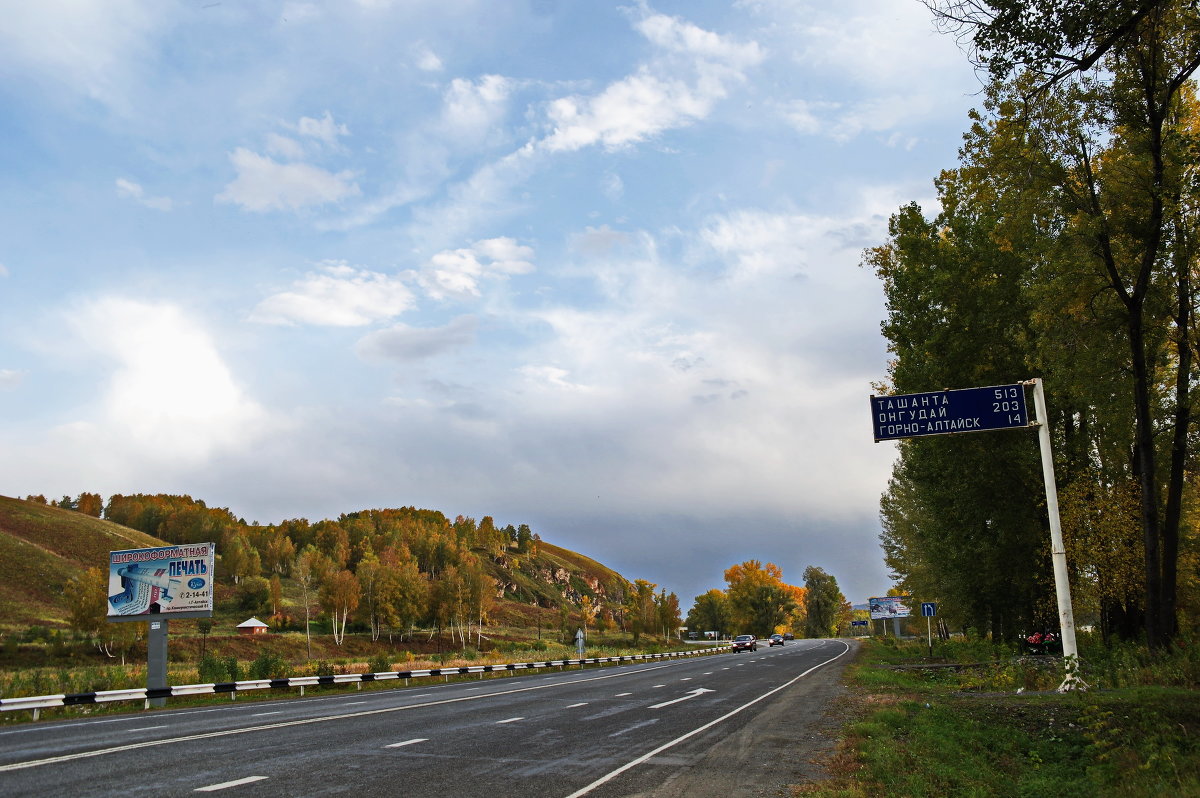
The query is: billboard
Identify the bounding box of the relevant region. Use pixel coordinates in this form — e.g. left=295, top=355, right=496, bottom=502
left=107, top=543, right=215, bottom=619
left=868, top=596, right=912, bottom=620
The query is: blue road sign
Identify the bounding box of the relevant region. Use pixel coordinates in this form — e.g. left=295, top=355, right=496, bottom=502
left=871, top=384, right=1029, bottom=442
left=851, top=620, right=869, bottom=627
left=921, top=602, right=937, bottom=617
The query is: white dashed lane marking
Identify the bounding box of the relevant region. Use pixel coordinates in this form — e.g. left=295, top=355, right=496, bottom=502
left=195, top=776, right=268, bottom=792
left=385, top=738, right=428, bottom=748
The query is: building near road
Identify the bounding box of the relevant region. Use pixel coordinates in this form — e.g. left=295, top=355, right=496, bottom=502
left=236, top=617, right=269, bottom=636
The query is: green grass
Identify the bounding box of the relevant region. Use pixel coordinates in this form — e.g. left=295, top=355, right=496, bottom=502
left=799, top=637, right=1200, bottom=798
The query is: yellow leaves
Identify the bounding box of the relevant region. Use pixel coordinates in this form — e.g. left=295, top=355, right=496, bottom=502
left=1059, top=473, right=1144, bottom=614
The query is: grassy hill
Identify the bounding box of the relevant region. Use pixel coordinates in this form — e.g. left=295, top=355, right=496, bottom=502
left=0, top=496, right=164, bottom=629
left=0, top=495, right=633, bottom=641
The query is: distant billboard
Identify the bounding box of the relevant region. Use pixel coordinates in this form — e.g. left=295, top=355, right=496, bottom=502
left=868, top=596, right=912, bottom=620
left=107, top=543, right=215, bottom=620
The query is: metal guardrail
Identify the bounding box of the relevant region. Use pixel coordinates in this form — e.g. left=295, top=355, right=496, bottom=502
left=0, top=646, right=728, bottom=720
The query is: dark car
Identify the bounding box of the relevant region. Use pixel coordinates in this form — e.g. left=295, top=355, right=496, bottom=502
left=768, top=633, right=784, bottom=646
left=731, top=634, right=757, bottom=652
left=783, top=632, right=794, bottom=640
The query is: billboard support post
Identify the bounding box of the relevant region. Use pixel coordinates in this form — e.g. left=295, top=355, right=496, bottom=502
left=1028, top=378, right=1085, bottom=691
left=147, top=619, right=168, bottom=707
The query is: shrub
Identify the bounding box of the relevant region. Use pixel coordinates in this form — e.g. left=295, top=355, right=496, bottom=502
left=368, top=653, right=392, bottom=673
left=248, top=650, right=289, bottom=680
left=235, top=576, right=271, bottom=614
left=197, top=653, right=228, bottom=683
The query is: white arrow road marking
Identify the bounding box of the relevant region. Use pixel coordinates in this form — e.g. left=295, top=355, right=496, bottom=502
left=648, top=688, right=715, bottom=709
left=195, top=776, right=268, bottom=792
left=385, top=738, right=428, bottom=748
left=0, top=661, right=685, bottom=774
left=565, top=640, right=853, bottom=798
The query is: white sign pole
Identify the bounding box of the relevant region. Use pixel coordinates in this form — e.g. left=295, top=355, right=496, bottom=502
left=1028, top=378, right=1084, bottom=690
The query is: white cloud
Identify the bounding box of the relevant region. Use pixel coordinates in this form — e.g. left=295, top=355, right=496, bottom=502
left=0, top=1, right=167, bottom=112
left=441, top=75, right=511, bottom=144
left=518, top=364, right=593, bottom=393
left=265, top=133, right=306, bottom=160
left=251, top=262, right=415, bottom=326
left=356, top=315, right=477, bottom=361
left=0, top=369, right=25, bottom=390
left=540, top=12, right=763, bottom=153
left=746, top=0, right=979, bottom=142
left=0, top=264, right=9, bottom=278
left=293, top=111, right=350, bottom=146
left=601, top=173, right=625, bottom=201
left=217, top=148, right=360, bottom=212
left=635, top=12, right=764, bottom=68
left=414, top=44, right=443, bottom=72
left=115, top=177, right=173, bottom=211
left=414, top=237, right=535, bottom=300
left=66, top=297, right=269, bottom=462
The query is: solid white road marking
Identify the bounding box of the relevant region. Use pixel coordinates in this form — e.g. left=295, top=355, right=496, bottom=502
left=563, top=641, right=853, bottom=798
left=195, top=776, right=268, bottom=792
left=0, top=661, right=686, bottom=773
left=385, top=738, right=428, bottom=748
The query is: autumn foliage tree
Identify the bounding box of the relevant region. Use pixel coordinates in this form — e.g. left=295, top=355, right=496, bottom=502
left=874, top=1, right=1200, bottom=647
left=724, top=560, right=799, bottom=637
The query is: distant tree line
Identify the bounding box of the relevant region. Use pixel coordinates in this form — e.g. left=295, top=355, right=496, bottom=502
left=684, top=561, right=850, bottom=639
left=40, top=492, right=680, bottom=652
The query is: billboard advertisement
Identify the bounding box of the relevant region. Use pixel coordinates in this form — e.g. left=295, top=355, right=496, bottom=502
left=107, top=543, right=215, bottom=619
left=869, top=596, right=912, bottom=620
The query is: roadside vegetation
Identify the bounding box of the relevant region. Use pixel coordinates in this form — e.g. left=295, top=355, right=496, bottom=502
left=800, top=636, right=1200, bottom=797
left=0, top=625, right=720, bottom=724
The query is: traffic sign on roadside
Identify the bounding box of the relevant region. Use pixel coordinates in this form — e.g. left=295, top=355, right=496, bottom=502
left=921, top=602, right=937, bottom=617
left=871, top=384, right=1029, bottom=442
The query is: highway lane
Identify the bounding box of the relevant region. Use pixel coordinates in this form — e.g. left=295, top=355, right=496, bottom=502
left=0, top=639, right=854, bottom=797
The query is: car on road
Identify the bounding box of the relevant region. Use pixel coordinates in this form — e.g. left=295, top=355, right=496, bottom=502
left=731, top=634, right=757, bottom=652
left=783, top=632, right=794, bottom=640
left=768, top=633, right=784, bottom=646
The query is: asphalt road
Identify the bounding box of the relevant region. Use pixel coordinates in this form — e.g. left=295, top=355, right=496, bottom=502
left=0, top=639, right=855, bottom=797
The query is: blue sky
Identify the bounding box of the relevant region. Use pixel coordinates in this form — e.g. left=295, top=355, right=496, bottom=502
left=0, top=0, right=982, bottom=608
